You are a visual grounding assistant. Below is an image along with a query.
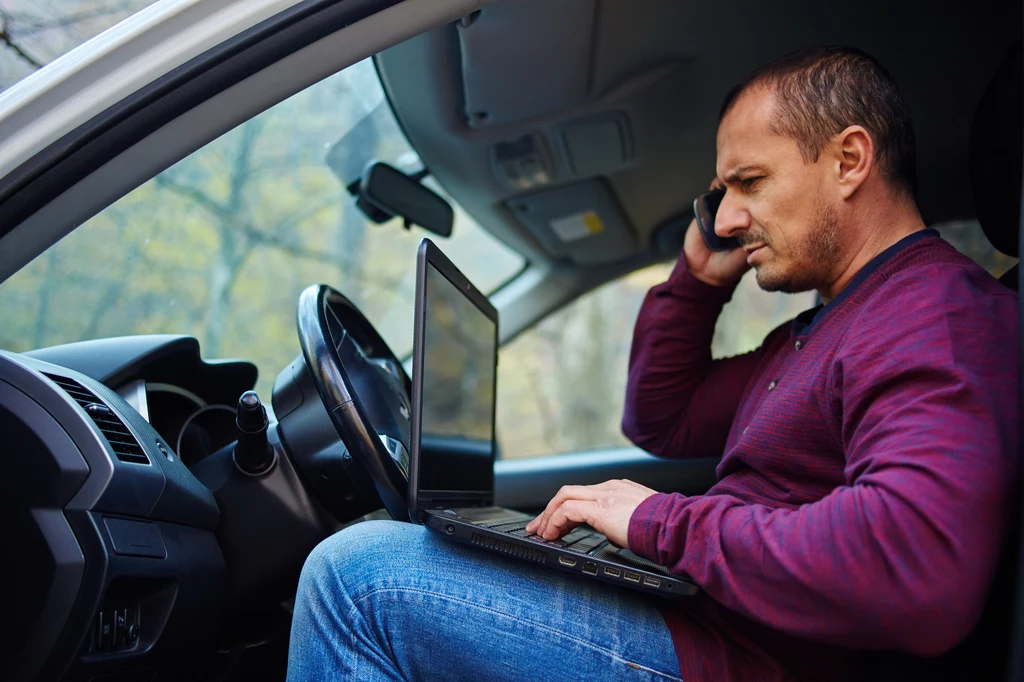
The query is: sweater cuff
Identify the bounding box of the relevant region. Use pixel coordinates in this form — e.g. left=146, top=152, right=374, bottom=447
left=628, top=492, right=678, bottom=560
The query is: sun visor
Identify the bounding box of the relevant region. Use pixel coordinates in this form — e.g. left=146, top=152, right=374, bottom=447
left=457, top=0, right=595, bottom=128
left=506, top=180, right=636, bottom=265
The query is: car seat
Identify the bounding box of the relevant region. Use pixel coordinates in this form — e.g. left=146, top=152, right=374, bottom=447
left=869, top=40, right=1022, bottom=682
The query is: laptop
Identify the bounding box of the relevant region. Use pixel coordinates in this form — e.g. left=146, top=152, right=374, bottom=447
left=408, top=238, right=699, bottom=598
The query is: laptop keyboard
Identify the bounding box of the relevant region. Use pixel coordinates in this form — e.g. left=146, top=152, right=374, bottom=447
left=441, top=507, right=607, bottom=554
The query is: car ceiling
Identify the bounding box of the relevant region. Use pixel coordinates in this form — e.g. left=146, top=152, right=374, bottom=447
left=377, top=0, right=1022, bottom=268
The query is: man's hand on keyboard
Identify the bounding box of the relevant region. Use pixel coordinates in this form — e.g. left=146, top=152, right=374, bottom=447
left=525, top=479, right=658, bottom=549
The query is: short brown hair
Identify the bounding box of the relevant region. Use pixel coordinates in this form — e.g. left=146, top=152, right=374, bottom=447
left=721, top=46, right=917, bottom=198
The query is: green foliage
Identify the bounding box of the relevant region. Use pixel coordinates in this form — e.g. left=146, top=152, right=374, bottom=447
left=0, top=59, right=523, bottom=406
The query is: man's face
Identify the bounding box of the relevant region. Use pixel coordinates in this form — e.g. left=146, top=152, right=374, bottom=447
left=715, top=88, right=842, bottom=293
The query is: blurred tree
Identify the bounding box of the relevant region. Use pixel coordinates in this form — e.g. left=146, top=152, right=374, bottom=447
left=153, top=118, right=344, bottom=356
left=0, top=4, right=523, bottom=407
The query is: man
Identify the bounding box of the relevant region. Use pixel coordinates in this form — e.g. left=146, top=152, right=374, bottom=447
left=287, top=47, right=1020, bottom=681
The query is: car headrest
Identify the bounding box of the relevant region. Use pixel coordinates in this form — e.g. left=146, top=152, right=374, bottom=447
left=969, top=41, right=1022, bottom=258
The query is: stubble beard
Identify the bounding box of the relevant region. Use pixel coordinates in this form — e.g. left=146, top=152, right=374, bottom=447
left=753, top=204, right=841, bottom=294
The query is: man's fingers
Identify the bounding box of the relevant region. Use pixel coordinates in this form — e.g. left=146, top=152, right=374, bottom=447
left=541, top=517, right=582, bottom=540
left=537, top=486, right=598, bottom=536
left=526, top=480, right=632, bottom=535
left=543, top=500, right=597, bottom=539
left=527, top=480, right=655, bottom=547
left=526, top=484, right=600, bottom=534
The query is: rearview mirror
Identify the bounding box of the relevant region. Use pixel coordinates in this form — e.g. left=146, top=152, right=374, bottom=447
left=351, top=162, right=454, bottom=238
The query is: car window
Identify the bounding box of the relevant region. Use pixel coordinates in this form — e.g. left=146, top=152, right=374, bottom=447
left=496, top=263, right=817, bottom=459
left=0, top=58, right=525, bottom=399
left=933, top=219, right=1017, bottom=278
left=0, top=0, right=158, bottom=91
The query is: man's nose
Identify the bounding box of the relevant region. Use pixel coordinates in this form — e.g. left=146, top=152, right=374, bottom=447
left=715, top=192, right=751, bottom=237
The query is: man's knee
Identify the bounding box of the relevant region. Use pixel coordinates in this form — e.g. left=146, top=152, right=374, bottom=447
left=297, top=519, right=419, bottom=608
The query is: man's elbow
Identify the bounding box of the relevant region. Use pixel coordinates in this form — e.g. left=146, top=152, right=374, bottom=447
left=621, top=411, right=673, bottom=457
left=621, top=414, right=650, bottom=452
left=895, top=615, right=979, bottom=657
left=897, top=616, right=976, bottom=657
left=881, top=576, right=989, bottom=657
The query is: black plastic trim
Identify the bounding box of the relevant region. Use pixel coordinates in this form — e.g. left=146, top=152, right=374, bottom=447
left=34, top=510, right=110, bottom=682
left=0, top=382, right=88, bottom=682
left=43, top=373, right=151, bottom=465
left=189, top=424, right=336, bottom=608
left=1, top=351, right=117, bottom=510
left=0, top=0, right=402, bottom=241
left=26, top=335, right=257, bottom=406
left=8, top=352, right=221, bottom=530
left=37, top=510, right=226, bottom=682
left=270, top=354, right=383, bottom=523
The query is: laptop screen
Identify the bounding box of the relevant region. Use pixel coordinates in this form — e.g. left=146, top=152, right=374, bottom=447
left=410, top=239, right=498, bottom=510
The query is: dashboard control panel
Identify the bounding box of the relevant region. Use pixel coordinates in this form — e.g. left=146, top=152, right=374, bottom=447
left=92, top=605, right=140, bottom=653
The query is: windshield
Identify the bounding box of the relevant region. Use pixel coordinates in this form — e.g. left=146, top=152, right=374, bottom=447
left=0, top=58, right=525, bottom=398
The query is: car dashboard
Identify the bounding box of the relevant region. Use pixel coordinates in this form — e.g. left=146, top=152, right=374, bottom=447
left=1, top=335, right=261, bottom=681
left=26, top=334, right=259, bottom=463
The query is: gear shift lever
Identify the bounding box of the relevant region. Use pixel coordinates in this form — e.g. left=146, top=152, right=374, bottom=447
left=233, top=390, right=275, bottom=475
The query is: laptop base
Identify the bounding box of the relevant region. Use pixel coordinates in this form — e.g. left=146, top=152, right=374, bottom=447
left=422, top=507, right=699, bottom=598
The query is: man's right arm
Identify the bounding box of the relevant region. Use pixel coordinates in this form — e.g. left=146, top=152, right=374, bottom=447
left=621, top=219, right=778, bottom=458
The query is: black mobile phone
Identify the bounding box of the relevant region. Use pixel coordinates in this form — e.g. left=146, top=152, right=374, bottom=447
left=692, top=189, right=740, bottom=252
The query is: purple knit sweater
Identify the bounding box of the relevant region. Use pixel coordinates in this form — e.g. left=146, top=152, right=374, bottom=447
left=623, top=230, right=1020, bottom=680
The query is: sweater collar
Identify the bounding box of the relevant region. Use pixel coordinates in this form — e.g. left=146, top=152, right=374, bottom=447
left=791, top=228, right=939, bottom=336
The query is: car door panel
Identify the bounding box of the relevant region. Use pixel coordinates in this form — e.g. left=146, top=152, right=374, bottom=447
left=494, top=448, right=719, bottom=512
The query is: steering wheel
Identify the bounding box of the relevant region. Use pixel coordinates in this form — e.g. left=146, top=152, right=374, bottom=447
left=296, top=284, right=412, bottom=521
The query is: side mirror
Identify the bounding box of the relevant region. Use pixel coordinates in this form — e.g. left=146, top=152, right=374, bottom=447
left=349, top=162, right=454, bottom=238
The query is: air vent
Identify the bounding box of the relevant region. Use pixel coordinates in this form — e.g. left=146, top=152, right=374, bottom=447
left=471, top=533, right=546, bottom=563
left=44, top=374, right=149, bottom=465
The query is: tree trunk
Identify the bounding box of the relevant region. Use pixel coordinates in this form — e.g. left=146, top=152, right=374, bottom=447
left=31, top=249, right=60, bottom=347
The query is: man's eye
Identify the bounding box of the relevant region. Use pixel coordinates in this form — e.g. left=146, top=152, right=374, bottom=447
left=741, top=177, right=761, bottom=190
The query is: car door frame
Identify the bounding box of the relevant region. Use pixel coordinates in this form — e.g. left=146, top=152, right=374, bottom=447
left=0, top=0, right=490, bottom=284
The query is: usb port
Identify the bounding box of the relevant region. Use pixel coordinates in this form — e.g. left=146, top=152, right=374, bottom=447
left=558, top=556, right=577, bottom=567
left=643, top=576, right=661, bottom=588
left=624, top=571, right=641, bottom=583
left=582, top=562, right=599, bottom=576
left=604, top=567, right=621, bottom=578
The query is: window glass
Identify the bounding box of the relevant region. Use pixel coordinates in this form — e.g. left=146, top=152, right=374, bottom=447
left=0, top=0, right=158, bottom=91
left=933, top=220, right=1016, bottom=278
left=0, top=59, right=525, bottom=400
left=496, top=263, right=816, bottom=459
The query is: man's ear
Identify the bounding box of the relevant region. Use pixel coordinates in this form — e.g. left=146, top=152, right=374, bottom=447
left=834, top=125, right=874, bottom=199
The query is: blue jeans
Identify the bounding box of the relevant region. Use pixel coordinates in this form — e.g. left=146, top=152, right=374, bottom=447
left=287, top=520, right=682, bottom=681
